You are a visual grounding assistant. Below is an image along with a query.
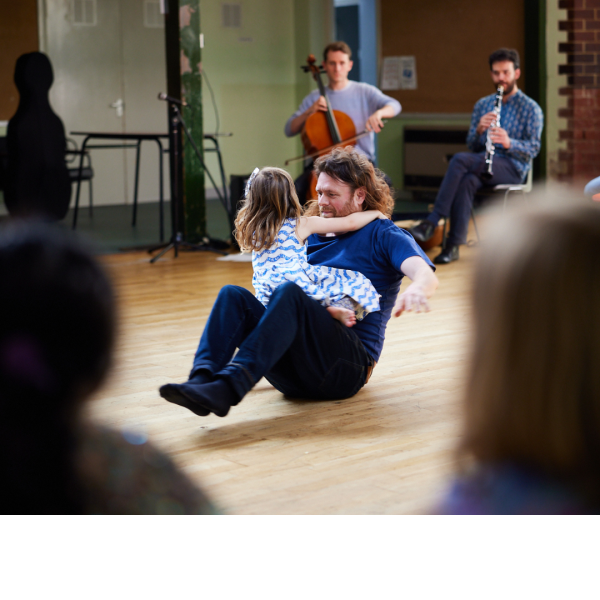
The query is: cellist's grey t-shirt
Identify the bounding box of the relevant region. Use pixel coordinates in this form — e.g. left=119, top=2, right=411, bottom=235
left=284, top=81, right=401, bottom=162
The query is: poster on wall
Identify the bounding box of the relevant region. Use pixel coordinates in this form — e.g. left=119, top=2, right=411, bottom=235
left=381, top=56, right=417, bottom=90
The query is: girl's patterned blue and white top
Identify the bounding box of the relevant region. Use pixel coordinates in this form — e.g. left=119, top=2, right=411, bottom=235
left=252, top=218, right=380, bottom=317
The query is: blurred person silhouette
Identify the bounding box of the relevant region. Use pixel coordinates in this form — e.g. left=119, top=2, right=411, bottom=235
left=583, top=176, right=600, bottom=201
left=437, top=198, right=600, bottom=514
left=0, top=222, right=215, bottom=514
left=5, top=52, right=72, bottom=220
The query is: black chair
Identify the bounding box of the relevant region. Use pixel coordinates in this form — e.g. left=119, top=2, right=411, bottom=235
left=476, top=161, right=533, bottom=207
left=65, top=138, right=94, bottom=218
left=0, top=136, right=7, bottom=196
left=4, top=52, right=71, bottom=220
left=441, top=162, right=534, bottom=247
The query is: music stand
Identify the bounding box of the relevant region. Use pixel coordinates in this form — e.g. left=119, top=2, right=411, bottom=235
left=149, top=100, right=227, bottom=263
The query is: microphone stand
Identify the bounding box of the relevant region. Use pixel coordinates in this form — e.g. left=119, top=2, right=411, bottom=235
left=149, top=100, right=227, bottom=263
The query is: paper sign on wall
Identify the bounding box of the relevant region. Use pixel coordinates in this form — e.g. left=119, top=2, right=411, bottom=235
left=381, top=56, right=417, bottom=90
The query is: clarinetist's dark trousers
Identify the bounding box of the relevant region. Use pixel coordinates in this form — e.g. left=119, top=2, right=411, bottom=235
left=427, top=151, right=522, bottom=246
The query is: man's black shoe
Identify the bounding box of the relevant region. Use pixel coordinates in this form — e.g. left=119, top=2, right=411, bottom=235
left=433, top=244, right=459, bottom=265
left=410, top=221, right=436, bottom=243
left=159, top=383, right=211, bottom=416
left=160, top=378, right=240, bottom=418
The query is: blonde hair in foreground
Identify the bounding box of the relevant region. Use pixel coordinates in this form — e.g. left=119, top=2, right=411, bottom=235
left=460, top=192, right=600, bottom=497
left=234, top=167, right=303, bottom=252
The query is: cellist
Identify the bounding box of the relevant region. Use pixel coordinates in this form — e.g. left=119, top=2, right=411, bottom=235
left=285, top=41, right=401, bottom=200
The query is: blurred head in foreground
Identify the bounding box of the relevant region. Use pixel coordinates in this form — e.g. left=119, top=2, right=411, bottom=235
left=442, top=196, right=600, bottom=514
left=0, top=222, right=115, bottom=513
left=0, top=223, right=215, bottom=514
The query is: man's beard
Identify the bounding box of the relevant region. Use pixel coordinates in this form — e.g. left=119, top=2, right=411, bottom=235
left=319, top=197, right=358, bottom=219
left=495, top=79, right=516, bottom=95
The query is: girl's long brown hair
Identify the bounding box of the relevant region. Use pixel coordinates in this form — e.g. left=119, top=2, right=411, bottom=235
left=234, top=167, right=303, bottom=252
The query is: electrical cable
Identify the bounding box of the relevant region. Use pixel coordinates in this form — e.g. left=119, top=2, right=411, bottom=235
left=201, top=68, right=219, bottom=136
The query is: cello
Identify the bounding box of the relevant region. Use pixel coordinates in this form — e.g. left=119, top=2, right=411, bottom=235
left=286, top=55, right=372, bottom=201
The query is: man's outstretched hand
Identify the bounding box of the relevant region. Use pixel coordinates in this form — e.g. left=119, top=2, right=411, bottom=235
left=394, top=256, right=439, bottom=318
left=393, top=284, right=430, bottom=317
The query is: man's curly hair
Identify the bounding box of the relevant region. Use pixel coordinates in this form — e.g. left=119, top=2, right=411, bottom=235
left=303, top=146, right=395, bottom=218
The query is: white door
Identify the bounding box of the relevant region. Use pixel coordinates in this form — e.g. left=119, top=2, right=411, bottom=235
left=43, top=0, right=169, bottom=206
left=121, top=0, right=169, bottom=204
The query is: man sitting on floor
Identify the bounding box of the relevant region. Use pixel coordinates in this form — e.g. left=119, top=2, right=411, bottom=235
left=410, top=48, right=543, bottom=264
left=159, top=148, right=438, bottom=418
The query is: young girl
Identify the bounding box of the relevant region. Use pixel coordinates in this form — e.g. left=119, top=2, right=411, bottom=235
left=234, top=167, right=386, bottom=328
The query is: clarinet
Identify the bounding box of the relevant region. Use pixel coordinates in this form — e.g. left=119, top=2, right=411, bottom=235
left=482, top=85, right=504, bottom=181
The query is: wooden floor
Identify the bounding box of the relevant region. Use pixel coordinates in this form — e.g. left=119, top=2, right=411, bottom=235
left=89, top=228, right=478, bottom=514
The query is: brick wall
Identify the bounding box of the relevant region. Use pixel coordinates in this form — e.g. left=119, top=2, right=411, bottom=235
left=557, top=0, right=600, bottom=182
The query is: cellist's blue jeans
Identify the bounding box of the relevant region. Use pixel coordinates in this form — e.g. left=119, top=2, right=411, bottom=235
left=190, top=283, right=373, bottom=400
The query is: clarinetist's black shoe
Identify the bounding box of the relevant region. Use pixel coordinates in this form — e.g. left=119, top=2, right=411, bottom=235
left=433, top=244, right=459, bottom=265
left=410, top=220, right=436, bottom=243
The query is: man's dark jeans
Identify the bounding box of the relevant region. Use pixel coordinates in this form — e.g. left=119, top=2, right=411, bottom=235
left=190, top=282, right=373, bottom=401
left=430, top=152, right=522, bottom=246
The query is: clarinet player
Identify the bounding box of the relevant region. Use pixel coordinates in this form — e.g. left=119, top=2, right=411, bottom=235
left=410, top=48, right=543, bottom=264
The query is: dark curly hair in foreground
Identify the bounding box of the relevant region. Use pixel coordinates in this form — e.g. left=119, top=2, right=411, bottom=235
left=0, top=222, right=115, bottom=514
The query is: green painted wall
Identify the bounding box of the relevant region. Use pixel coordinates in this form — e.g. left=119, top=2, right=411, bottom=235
left=199, top=0, right=332, bottom=185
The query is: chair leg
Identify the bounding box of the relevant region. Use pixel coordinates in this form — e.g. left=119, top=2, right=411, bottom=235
left=441, top=217, right=448, bottom=249
left=89, top=180, right=93, bottom=218
left=471, top=206, right=480, bottom=244
left=72, top=185, right=80, bottom=230
left=503, top=189, right=511, bottom=210
left=156, top=138, right=164, bottom=242
left=132, top=140, right=142, bottom=227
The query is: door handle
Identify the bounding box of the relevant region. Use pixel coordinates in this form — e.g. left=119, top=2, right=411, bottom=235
left=110, top=98, right=124, bottom=117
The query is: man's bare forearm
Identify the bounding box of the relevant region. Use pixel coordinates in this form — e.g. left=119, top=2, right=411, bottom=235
left=411, top=264, right=438, bottom=295
left=289, top=111, right=310, bottom=136
left=378, top=104, right=397, bottom=119
left=402, top=258, right=438, bottom=297
left=289, top=102, right=321, bottom=135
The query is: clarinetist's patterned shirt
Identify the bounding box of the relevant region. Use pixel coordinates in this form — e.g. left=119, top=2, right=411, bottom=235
left=466, top=89, right=543, bottom=181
